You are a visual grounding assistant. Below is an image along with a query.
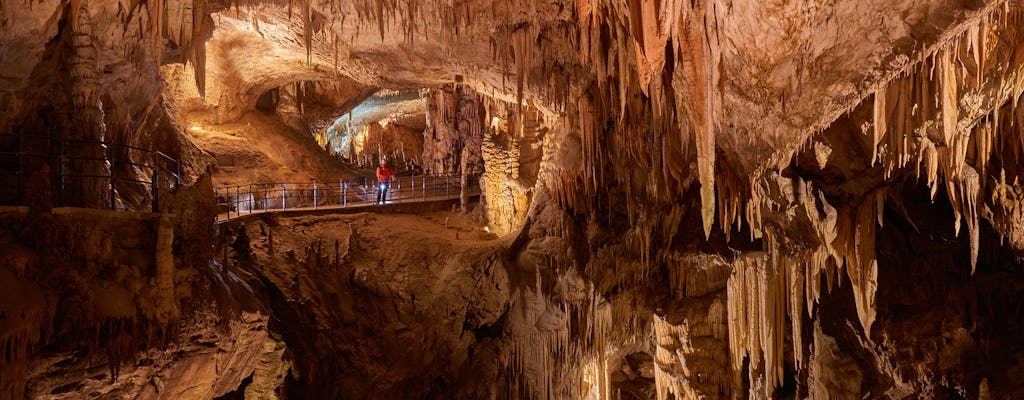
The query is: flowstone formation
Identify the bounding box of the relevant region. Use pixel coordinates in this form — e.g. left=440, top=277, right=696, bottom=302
left=2, top=0, right=1024, bottom=399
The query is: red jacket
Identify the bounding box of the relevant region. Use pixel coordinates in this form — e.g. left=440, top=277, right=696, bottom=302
left=376, top=166, right=395, bottom=182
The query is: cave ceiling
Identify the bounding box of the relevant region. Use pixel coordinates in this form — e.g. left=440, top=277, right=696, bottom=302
left=2, top=0, right=1024, bottom=398
left=5, top=0, right=1019, bottom=183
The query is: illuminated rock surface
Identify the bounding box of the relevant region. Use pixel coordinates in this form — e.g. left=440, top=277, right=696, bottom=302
left=1, top=0, right=1023, bottom=399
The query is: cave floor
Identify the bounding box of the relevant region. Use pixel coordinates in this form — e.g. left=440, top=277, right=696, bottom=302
left=185, top=112, right=361, bottom=187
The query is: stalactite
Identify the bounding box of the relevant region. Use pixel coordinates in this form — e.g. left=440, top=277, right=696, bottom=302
left=891, top=77, right=911, bottom=173
left=806, top=188, right=838, bottom=302
left=941, top=49, right=959, bottom=147
left=974, top=121, right=993, bottom=189
left=726, top=252, right=787, bottom=398
left=831, top=194, right=880, bottom=337
left=166, top=0, right=192, bottom=51
left=151, top=0, right=164, bottom=64
left=682, top=1, right=721, bottom=239
left=405, top=0, right=416, bottom=44
left=921, top=138, right=940, bottom=199
left=375, top=0, right=385, bottom=41
left=577, top=96, right=600, bottom=195
left=0, top=270, right=48, bottom=400
left=303, top=0, right=313, bottom=65
left=190, top=0, right=208, bottom=96
left=974, top=20, right=985, bottom=88
left=962, top=164, right=980, bottom=273
left=872, top=88, right=886, bottom=165
left=716, top=158, right=746, bottom=241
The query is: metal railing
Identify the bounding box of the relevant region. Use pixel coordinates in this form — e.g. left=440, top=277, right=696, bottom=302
left=214, top=173, right=481, bottom=222
left=0, top=133, right=181, bottom=211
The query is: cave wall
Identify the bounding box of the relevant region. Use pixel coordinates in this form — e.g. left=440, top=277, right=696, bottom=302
left=0, top=206, right=203, bottom=398
left=345, top=120, right=425, bottom=169
left=421, top=84, right=485, bottom=175
left=2, top=0, right=1024, bottom=399
left=481, top=104, right=546, bottom=236
left=215, top=212, right=510, bottom=399
left=0, top=174, right=283, bottom=400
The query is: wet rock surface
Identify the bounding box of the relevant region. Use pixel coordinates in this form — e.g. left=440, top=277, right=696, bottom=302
left=223, top=211, right=508, bottom=399
left=2, top=0, right=1024, bottom=398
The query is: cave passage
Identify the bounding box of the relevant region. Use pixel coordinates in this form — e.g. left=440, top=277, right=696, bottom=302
left=322, top=90, right=429, bottom=171
left=2, top=1, right=1023, bottom=400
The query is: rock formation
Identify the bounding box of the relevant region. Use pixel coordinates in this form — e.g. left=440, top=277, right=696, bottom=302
left=1, top=0, right=1023, bottom=399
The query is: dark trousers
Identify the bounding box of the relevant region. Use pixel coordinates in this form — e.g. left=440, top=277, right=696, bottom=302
left=376, top=182, right=390, bottom=204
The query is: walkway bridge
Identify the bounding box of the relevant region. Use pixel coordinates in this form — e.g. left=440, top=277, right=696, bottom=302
left=0, top=132, right=481, bottom=224
left=214, top=173, right=482, bottom=223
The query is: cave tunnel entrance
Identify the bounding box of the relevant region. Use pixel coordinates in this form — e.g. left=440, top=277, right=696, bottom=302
left=255, top=88, right=280, bottom=112
left=208, top=81, right=501, bottom=220
left=308, top=83, right=492, bottom=211
left=320, top=89, right=430, bottom=175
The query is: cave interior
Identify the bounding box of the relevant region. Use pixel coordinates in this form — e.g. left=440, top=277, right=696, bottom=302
left=1, top=0, right=1023, bottom=399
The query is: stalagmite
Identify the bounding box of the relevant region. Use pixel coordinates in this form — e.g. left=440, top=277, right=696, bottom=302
left=653, top=316, right=686, bottom=400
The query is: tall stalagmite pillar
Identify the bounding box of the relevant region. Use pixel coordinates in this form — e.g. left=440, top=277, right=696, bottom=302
left=65, top=2, right=110, bottom=208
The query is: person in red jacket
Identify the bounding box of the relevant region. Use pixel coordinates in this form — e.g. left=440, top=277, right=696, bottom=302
left=375, top=159, right=395, bottom=204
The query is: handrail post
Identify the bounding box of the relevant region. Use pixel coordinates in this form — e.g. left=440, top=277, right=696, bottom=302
left=446, top=175, right=450, bottom=198
left=282, top=183, right=287, bottom=210
left=249, top=183, right=254, bottom=214
left=341, top=179, right=346, bottom=207
left=422, top=175, right=426, bottom=200
left=313, top=179, right=318, bottom=210
left=235, top=185, right=240, bottom=217
left=214, top=186, right=219, bottom=220
left=263, top=184, right=268, bottom=212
